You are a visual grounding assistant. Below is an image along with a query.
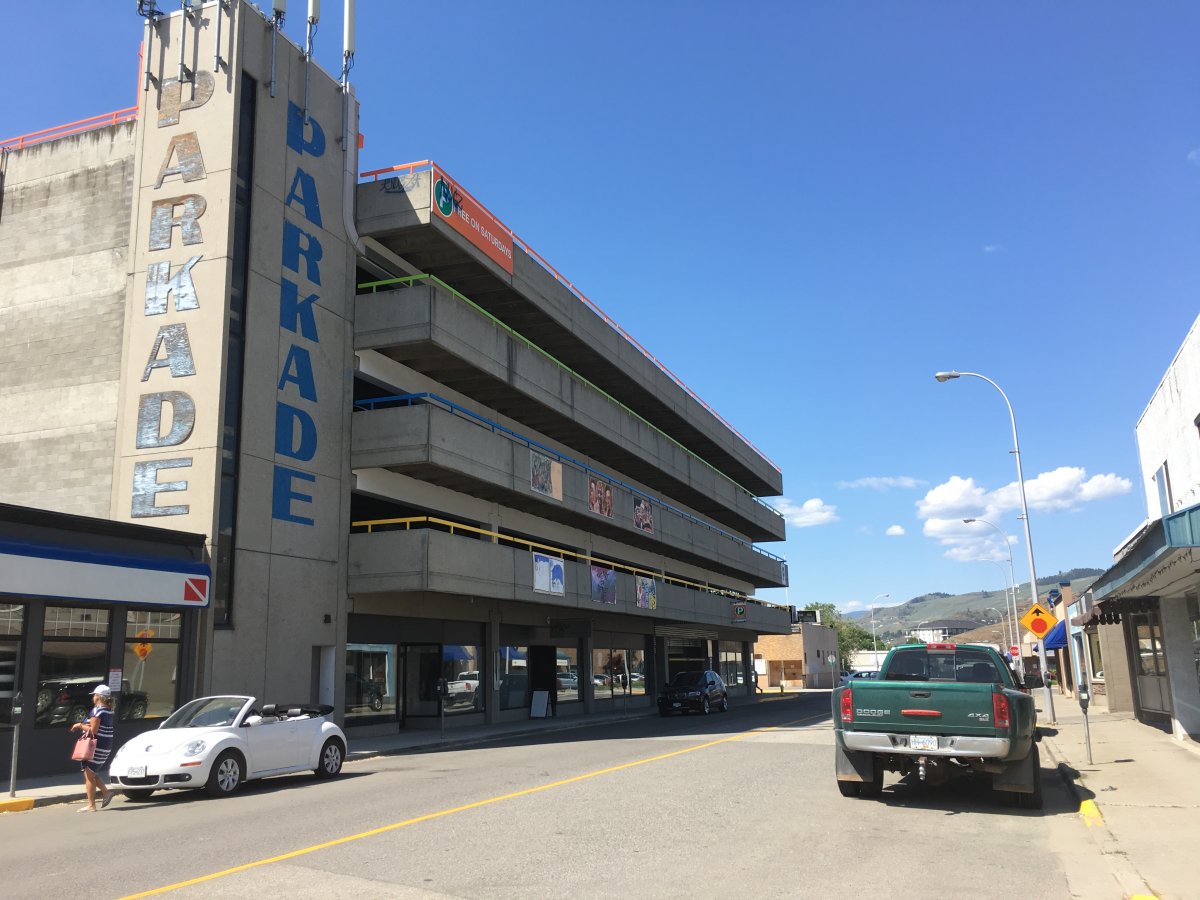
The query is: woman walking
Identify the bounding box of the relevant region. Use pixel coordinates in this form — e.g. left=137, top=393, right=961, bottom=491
left=71, top=684, right=115, bottom=811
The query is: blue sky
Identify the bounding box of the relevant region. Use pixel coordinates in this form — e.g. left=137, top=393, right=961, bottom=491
left=4, top=3, right=1197, bottom=613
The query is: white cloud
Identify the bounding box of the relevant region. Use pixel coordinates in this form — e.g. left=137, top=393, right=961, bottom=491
left=983, top=244, right=1006, bottom=253
left=917, top=467, right=1132, bottom=561
left=835, top=476, right=926, bottom=491
left=916, top=476, right=991, bottom=520
left=774, top=497, right=839, bottom=528
left=1189, top=147, right=1200, bottom=166
left=885, top=525, right=906, bottom=536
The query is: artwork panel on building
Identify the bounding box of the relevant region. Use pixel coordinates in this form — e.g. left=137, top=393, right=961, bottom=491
left=588, top=475, right=613, bottom=518
left=530, top=450, right=563, bottom=501
left=635, top=575, right=657, bottom=609
left=590, top=565, right=617, bottom=604
left=532, top=552, right=566, bottom=595
left=633, top=496, right=654, bottom=534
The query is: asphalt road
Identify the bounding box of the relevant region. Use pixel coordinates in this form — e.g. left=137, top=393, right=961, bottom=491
left=0, top=693, right=1115, bottom=899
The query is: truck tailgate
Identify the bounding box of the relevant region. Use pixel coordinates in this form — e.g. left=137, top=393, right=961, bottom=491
left=845, top=680, right=999, bottom=737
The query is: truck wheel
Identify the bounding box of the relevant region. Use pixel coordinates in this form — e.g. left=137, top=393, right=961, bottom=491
left=1016, top=745, right=1044, bottom=810
left=859, top=755, right=884, bottom=798
left=836, top=779, right=861, bottom=798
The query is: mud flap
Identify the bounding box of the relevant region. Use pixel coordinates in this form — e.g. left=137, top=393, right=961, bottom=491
left=992, top=748, right=1036, bottom=794
left=835, top=736, right=877, bottom=784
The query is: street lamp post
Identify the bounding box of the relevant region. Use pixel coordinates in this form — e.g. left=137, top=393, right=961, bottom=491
left=963, top=517, right=1024, bottom=676
left=936, top=370, right=1055, bottom=723
left=870, top=593, right=889, bottom=667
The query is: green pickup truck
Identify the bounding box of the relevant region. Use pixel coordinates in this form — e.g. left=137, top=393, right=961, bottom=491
left=832, top=642, right=1042, bottom=808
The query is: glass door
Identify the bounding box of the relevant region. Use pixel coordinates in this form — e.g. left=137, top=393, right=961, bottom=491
left=404, top=644, right=441, bottom=718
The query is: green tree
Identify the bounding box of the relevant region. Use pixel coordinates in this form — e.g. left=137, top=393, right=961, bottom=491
left=803, top=604, right=876, bottom=669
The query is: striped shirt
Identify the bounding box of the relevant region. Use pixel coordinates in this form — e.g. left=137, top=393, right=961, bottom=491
left=90, top=705, right=114, bottom=766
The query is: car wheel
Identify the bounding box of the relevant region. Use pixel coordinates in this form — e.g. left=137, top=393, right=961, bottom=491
left=36, top=689, right=52, bottom=713
left=701, top=696, right=710, bottom=715
left=836, top=779, right=861, bottom=798
left=659, top=706, right=671, bottom=717
left=370, top=694, right=383, bottom=712
left=720, top=694, right=729, bottom=713
left=1015, top=745, right=1044, bottom=810
left=315, top=738, right=344, bottom=778
left=205, top=750, right=244, bottom=797
left=68, top=706, right=89, bottom=726
left=128, top=699, right=147, bottom=720
left=123, top=789, right=155, bottom=802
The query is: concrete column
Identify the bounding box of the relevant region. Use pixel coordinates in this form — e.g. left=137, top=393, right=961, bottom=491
left=485, top=609, right=501, bottom=725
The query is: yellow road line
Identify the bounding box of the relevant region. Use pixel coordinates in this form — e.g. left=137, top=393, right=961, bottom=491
left=119, top=714, right=819, bottom=898
left=1079, top=798, right=1104, bottom=827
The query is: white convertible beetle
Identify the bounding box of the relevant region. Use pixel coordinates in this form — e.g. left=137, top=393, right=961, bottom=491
left=109, top=695, right=347, bottom=800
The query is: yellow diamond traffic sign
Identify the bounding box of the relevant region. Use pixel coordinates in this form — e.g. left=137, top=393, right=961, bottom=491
left=1019, top=603, right=1059, bottom=639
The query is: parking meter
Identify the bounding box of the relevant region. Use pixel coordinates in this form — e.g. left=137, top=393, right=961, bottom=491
left=10, top=691, right=21, bottom=725
left=1078, top=686, right=1090, bottom=712
left=435, top=678, right=447, bottom=698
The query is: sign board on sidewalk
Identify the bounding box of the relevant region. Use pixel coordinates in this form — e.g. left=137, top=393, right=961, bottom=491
left=529, top=690, right=551, bottom=719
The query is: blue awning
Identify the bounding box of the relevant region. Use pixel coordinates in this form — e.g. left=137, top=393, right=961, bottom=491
left=1041, top=620, right=1068, bottom=651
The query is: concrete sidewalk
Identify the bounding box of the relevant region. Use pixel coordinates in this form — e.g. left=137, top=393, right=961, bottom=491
left=1038, top=696, right=1200, bottom=900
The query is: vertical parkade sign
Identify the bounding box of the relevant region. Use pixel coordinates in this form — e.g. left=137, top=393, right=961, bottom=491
left=116, top=7, right=349, bottom=549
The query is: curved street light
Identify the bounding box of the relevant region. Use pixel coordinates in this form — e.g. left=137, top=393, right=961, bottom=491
left=870, top=593, right=889, bottom=659
left=936, top=370, right=1054, bottom=722
left=963, top=517, right=1023, bottom=675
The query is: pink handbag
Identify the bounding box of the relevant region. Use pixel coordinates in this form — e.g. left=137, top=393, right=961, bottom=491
left=71, top=734, right=96, bottom=762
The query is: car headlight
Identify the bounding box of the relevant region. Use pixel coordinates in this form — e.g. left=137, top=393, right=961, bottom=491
left=183, top=740, right=207, bottom=757
left=687, top=691, right=701, bottom=698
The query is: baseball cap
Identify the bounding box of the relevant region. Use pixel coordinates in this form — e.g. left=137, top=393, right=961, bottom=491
left=92, top=684, right=112, bottom=698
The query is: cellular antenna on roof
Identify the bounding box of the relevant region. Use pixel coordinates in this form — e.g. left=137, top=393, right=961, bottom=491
left=270, top=0, right=286, bottom=97
left=303, top=0, right=320, bottom=124
left=135, top=1, right=162, bottom=91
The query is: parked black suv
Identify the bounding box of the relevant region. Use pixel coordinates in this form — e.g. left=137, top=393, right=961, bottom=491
left=658, top=669, right=729, bottom=716
left=345, top=672, right=385, bottom=711
left=35, top=677, right=149, bottom=725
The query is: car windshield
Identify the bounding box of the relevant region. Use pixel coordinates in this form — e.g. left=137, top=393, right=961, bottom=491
left=670, top=672, right=704, bottom=688
left=161, top=697, right=247, bottom=729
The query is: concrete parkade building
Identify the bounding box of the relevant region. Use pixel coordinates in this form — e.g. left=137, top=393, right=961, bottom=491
left=0, top=2, right=789, bottom=771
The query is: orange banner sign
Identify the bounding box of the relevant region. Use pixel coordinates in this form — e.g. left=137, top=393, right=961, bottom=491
left=431, top=165, right=514, bottom=274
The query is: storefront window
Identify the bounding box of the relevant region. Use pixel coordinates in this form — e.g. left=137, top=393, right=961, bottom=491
left=0, top=604, right=23, bottom=725
left=719, top=642, right=743, bottom=687
left=593, top=647, right=646, bottom=698
left=1088, top=633, right=1105, bottom=682
left=123, top=611, right=182, bottom=720
left=1132, top=613, right=1166, bottom=676
left=443, top=644, right=484, bottom=715
left=499, top=646, right=528, bottom=709
left=556, top=646, right=580, bottom=704
left=345, top=643, right=396, bottom=724
left=37, top=606, right=109, bottom=728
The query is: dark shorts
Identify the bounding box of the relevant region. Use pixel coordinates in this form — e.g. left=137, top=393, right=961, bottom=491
left=81, top=760, right=108, bottom=773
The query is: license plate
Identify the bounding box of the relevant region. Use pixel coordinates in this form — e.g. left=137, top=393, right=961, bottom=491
left=127, top=765, right=147, bottom=778
left=909, top=735, right=938, bottom=751
left=671, top=702, right=681, bottom=708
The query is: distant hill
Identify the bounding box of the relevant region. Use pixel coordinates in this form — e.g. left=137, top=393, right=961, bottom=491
left=844, top=570, right=1102, bottom=641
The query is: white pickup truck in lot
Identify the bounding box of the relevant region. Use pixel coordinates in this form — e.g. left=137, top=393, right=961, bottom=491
left=445, top=670, right=480, bottom=707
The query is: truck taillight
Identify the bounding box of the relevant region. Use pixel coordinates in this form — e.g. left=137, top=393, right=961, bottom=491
left=993, top=691, right=1011, bottom=729
left=840, top=687, right=853, bottom=723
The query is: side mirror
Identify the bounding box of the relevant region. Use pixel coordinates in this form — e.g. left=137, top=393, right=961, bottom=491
left=243, top=715, right=264, bottom=727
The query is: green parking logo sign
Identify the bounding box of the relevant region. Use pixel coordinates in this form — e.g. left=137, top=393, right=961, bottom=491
left=434, top=178, right=455, bottom=217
